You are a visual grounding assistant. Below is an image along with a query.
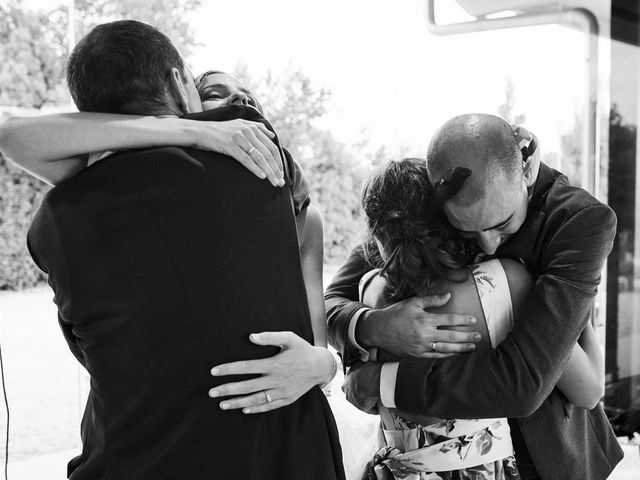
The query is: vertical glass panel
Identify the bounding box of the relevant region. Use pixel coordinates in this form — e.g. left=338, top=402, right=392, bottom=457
left=605, top=2, right=640, bottom=412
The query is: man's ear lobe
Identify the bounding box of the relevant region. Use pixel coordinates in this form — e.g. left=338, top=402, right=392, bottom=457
left=167, top=67, right=189, bottom=113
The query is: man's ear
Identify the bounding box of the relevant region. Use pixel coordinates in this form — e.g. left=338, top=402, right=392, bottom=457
left=167, top=67, right=189, bottom=114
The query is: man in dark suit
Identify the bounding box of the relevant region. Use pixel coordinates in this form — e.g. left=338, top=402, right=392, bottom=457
left=327, top=114, right=623, bottom=480
left=27, top=20, right=344, bottom=479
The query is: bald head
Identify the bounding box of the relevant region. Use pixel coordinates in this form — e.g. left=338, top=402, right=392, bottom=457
left=427, top=113, right=522, bottom=206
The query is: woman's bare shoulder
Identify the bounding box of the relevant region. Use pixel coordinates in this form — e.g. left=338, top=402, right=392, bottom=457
left=497, top=258, right=533, bottom=319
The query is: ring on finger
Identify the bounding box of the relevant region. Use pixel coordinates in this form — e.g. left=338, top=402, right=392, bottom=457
left=246, top=145, right=257, bottom=155
left=431, top=341, right=438, bottom=352
left=263, top=389, right=272, bottom=403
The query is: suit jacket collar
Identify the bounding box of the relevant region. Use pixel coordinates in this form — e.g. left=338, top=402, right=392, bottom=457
left=496, top=162, right=563, bottom=264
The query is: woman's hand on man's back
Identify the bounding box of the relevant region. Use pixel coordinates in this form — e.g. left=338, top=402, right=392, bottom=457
left=207, top=331, right=338, bottom=414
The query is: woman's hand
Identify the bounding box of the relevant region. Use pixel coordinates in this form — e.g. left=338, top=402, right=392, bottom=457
left=208, top=331, right=337, bottom=414
left=188, top=119, right=285, bottom=187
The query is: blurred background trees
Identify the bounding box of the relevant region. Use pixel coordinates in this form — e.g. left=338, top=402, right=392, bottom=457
left=1, top=0, right=207, bottom=289
left=0, top=0, right=378, bottom=289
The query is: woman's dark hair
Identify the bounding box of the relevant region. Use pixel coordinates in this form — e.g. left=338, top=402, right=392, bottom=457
left=67, top=20, right=186, bottom=115
left=361, top=158, right=471, bottom=302
left=195, top=70, right=227, bottom=92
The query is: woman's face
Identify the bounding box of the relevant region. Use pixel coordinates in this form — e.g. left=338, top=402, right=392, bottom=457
left=197, top=73, right=261, bottom=112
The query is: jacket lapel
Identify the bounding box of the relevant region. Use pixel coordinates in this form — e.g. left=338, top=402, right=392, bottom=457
left=496, top=163, right=563, bottom=265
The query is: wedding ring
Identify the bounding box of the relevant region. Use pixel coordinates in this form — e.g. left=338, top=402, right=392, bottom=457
left=247, top=146, right=257, bottom=155
left=263, top=390, right=272, bottom=403
left=432, top=342, right=438, bottom=352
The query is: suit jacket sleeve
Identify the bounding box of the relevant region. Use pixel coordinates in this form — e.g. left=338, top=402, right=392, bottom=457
left=325, top=244, right=374, bottom=366
left=395, top=203, right=616, bottom=418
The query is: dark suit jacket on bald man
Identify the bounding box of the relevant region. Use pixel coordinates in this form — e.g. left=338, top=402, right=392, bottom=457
left=28, top=105, right=344, bottom=480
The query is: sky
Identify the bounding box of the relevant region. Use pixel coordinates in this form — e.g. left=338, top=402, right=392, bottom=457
left=185, top=0, right=597, bottom=158
left=17, top=0, right=630, bottom=161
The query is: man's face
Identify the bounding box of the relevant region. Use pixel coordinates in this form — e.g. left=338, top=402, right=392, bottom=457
left=198, top=73, right=261, bottom=112
left=443, top=175, right=529, bottom=255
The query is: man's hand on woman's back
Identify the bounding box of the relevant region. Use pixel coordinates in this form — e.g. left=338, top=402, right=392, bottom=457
left=356, top=293, right=481, bottom=358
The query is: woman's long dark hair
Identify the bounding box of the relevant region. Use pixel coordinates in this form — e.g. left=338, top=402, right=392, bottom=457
left=361, top=158, right=471, bottom=302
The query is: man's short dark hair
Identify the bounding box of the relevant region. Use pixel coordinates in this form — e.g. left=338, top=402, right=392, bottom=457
left=67, top=20, right=186, bottom=115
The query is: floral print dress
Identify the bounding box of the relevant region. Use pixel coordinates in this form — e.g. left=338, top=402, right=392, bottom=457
left=359, top=259, right=522, bottom=480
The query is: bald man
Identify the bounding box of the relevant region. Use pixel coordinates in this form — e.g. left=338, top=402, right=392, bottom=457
left=326, top=114, right=623, bottom=480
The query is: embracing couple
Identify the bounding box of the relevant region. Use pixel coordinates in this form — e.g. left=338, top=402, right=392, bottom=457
left=0, top=19, right=623, bottom=480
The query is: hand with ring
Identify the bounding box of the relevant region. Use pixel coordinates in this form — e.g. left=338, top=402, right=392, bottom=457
left=187, top=118, right=285, bottom=187
left=208, top=331, right=338, bottom=414
left=356, top=293, right=482, bottom=358
left=263, top=389, right=272, bottom=403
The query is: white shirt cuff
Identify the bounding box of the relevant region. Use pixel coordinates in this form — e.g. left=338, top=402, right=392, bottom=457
left=347, top=307, right=378, bottom=362
left=379, top=362, right=399, bottom=408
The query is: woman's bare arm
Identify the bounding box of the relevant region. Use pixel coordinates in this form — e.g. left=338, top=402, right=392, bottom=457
left=296, top=204, right=327, bottom=347
left=0, top=112, right=283, bottom=186
left=556, top=323, right=604, bottom=409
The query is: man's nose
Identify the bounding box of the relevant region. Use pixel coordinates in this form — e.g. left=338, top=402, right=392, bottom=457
left=229, top=91, right=250, bottom=106
left=477, top=231, right=500, bottom=255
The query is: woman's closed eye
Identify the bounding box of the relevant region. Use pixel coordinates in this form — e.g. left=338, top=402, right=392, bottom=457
left=203, top=92, right=223, bottom=100
left=199, top=85, right=229, bottom=102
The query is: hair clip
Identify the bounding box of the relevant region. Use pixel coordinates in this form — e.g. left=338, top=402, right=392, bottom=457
left=431, top=167, right=472, bottom=215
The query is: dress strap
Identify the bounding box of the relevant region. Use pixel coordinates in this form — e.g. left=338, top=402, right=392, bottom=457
left=470, top=259, right=514, bottom=348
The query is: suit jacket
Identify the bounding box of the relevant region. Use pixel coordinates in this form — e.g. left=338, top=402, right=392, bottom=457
left=325, top=163, right=623, bottom=480
left=28, top=105, right=344, bottom=480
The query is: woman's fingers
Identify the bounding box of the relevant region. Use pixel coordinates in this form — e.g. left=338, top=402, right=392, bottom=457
left=254, top=122, right=276, bottom=139
left=243, top=399, right=288, bottom=414
left=228, top=145, right=267, bottom=180
left=232, top=132, right=280, bottom=186
left=217, top=390, right=272, bottom=411
left=244, top=128, right=283, bottom=186
left=216, top=389, right=290, bottom=414
left=197, top=119, right=283, bottom=185
left=210, top=358, right=270, bottom=377
left=209, top=375, right=267, bottom=399
left=253, top=127, right=284, bottom=178
left=249, top=331, right=306, bottom=350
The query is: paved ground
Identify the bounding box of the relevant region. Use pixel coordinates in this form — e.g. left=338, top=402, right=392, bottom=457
left=1, top=282, right=639, bottom=479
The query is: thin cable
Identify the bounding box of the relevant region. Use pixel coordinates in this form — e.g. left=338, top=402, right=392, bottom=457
left=0, top=339, right=9, bottom=480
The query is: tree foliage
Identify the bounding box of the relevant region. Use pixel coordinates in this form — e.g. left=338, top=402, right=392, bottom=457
left=0, top=1, right=68, bottom=108
left=0, top=0, right=203, bottom=289
left=497, top=77, right=526, bottom=126
left=235, top=65, right=372, bottom=263
left=74, top=0, right=202, bottom=57
left=0, top=151, right=49, bottom=289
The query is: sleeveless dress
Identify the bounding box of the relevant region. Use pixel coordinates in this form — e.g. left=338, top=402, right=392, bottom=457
left=358, top=259, right=521, bottom=480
